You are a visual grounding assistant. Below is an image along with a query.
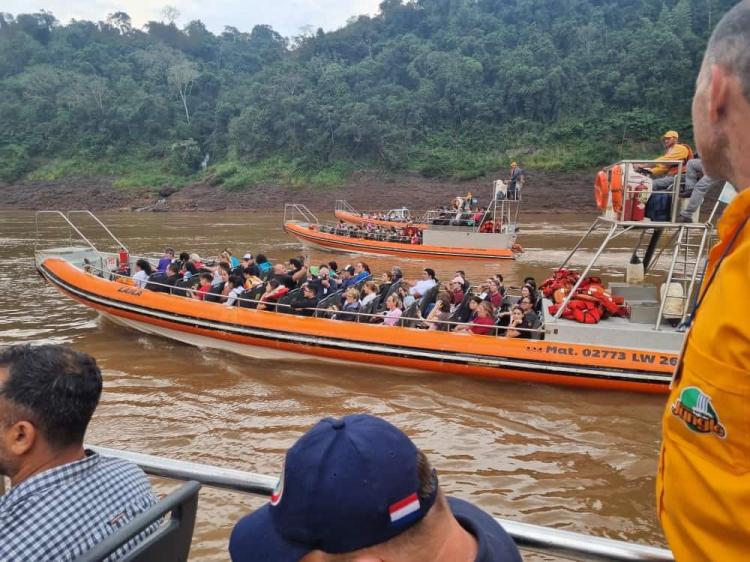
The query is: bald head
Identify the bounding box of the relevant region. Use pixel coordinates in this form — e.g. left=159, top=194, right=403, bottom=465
left=703, top=0, right=750, bottom=103
left=692, top=0, right=750, bottom=188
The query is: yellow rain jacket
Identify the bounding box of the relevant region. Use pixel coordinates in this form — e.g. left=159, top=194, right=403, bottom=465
left=657, top=187, right=750, bottom=561
left=650, top=144, right=692, bottom=177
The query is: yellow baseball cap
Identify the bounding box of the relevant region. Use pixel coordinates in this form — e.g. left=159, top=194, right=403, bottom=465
left=662, top=130, right=679, bottom=139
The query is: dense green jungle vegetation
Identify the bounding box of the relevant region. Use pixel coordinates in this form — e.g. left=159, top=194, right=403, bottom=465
left=0, top=0, right=736, bottom=188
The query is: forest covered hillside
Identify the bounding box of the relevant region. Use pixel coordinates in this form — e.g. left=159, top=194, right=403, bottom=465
left=0, top=0, right=736, bottom=189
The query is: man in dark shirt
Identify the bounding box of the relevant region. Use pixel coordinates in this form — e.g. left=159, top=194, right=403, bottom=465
left=229, top=414, right=521, bottom=562
left=270, top=263, right=295, bottom=289
left=146, top=262, right=180, bottom=293
left=290, top=284, right=320, bottom=317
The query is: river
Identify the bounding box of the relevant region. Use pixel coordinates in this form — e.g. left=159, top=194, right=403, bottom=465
left=0, top=210, right=668, bottom=560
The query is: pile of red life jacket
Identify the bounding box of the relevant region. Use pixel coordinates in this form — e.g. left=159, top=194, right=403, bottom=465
left=542, top=270, right=629, bottom=324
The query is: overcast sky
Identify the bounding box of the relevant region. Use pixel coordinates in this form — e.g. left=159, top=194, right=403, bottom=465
left=4, top=0, right=384, bottom=37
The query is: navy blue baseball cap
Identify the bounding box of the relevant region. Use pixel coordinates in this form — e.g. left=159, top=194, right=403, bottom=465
left=229, top=415, right=439, bottom=561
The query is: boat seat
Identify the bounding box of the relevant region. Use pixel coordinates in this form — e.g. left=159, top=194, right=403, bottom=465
left=316, top=290, right=344, bottom=317
left=400, top=303, right=420, bottom=328
left=418, top=285, right=439, bottom=316
left=172, top=276, right=200, bottom=297
left=204, top=282, right=225, bottom=303
left=74, top=481, right=201, bottom=562
left=238, top=287, right=261, bottom=309
left=358, top=299, right=378, bottom=321
left=145, top=272, right=175, bottom=294
left=276, top=288, right=300, bottom=313
left=449, top=291, right=475, bottom=326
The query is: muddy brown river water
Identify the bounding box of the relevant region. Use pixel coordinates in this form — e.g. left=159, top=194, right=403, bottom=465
left=0, top=210, right=669, bottom=560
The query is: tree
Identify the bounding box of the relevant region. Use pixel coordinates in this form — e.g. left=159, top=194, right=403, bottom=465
left=161, top=5, right=180, bottom=25
left=167, top=61, right=199, bottom=124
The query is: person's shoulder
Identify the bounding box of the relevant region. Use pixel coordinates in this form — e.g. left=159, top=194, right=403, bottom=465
left=447, top=497, right=522, bottom=562
left=95, top=454, right=151, bottom=480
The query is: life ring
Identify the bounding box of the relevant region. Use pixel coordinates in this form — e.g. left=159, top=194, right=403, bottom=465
left=594, top=170, right=609, bottom=210
left=610, top=165, right=624, bottom=213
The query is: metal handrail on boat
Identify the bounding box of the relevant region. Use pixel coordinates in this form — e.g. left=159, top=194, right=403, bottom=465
left=88, top=445, right=674, bottom=562
left=283, top=203, right=319, bottom=226
left=90, top=265, right=547, bottom=337
left=550, top=160, right=718, bottom=328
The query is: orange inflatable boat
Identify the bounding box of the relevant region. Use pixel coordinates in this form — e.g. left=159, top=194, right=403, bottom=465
left=36, top=255, right=674, bottom=393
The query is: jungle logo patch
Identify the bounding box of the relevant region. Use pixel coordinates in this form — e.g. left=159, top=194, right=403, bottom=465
left=671, top=386, right=726, bottom=438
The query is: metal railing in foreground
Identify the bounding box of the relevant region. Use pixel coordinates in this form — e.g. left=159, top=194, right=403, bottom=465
left=90, top=445, right=673, bottom=562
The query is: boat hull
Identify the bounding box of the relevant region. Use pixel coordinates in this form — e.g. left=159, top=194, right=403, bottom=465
left=334, top=209, right=428, bottom=230
left=38, top=258, right=675, bottom=393
left=284, top=222, right=515, bottom=261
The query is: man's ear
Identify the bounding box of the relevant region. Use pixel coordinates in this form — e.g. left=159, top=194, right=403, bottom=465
left=708, top=64, right=730, bottom=124
left=7, top=420, right=37, bottom=456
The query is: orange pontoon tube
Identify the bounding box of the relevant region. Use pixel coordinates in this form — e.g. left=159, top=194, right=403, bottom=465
left=284, top=222, right=515, bottom=261
left=38, top=257, right=673, bottom=393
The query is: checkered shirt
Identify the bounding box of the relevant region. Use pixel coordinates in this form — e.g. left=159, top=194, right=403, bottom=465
left=0, top=451, right=158, bottom=562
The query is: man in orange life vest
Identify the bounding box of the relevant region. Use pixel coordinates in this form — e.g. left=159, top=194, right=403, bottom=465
left=657, top=2, right=750, bottom=561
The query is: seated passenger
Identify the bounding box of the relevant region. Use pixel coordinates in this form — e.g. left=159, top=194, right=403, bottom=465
left=224, top=275, right=245, bottom=307
left=398, top=285, right=415, bottom=309
left=506, top=306, right=530, bottom=338
left=351, top=262, right=371, bottom=285
left=257, top=279, right=289, bottom=311
left=243, top=265, right=263, bottom=289
left=449, top=276, right=465, bottom=307
left=132, top=259, right=153, bottom=288
left=192, top=272, right=214, bottom=300
left=229, top=414, right=521, bottom=562
left=189, top=253, right=204, bottom=270
left=146, top=262, right=180, bottom=293
left=339, top=265, right=357, bottom=290
left=335, top=288, right=361, bottom=322
left=213, top=262, right=231, bottom=286
left=288, top=257, right=308, bottom=285
left=0, top=345, right=158, bottom=560
left=519, top=296, right=540, bottom=329
left=382, top=294, right=403, bottom=326
left=256, top=254, right=272, bottom=275
left=179, top=252, right=198, bottom=277
left=391, top=265, right=403, bottom=282
left=455, top=301, right=495, bottom=335
left=484, top=279, right=503, bottom=309
left=224, top=248, right=241, bottom=268
left=270, top=264, right=295, bottom=289
left=409, top=268, right=437, bottom=299
left=360, top=281, right=379, bottom=308
left=422, top=293, right=452, bottom=330
left=521, top=284, right=542, bottom=314
left=290, top=283, right=320, bottom=317
left=156, top=247, right=174, bottom=272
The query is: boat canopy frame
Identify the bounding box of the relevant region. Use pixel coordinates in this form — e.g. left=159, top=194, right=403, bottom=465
left=551, top=160, right=722, bottom=329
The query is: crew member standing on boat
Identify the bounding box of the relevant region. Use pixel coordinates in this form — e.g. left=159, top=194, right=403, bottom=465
left=657, top=3, right=750, bottom=560
left=508, top=162, right=524, bottom=200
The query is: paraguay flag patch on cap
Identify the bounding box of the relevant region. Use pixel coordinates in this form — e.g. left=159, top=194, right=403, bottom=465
left=389, top=492, right=421, bottom=526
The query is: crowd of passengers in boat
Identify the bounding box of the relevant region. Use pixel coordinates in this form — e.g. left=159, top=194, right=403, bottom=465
left=111, top=247, right=545, bottom=338
left=320, top=194, right=510, bottom=243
